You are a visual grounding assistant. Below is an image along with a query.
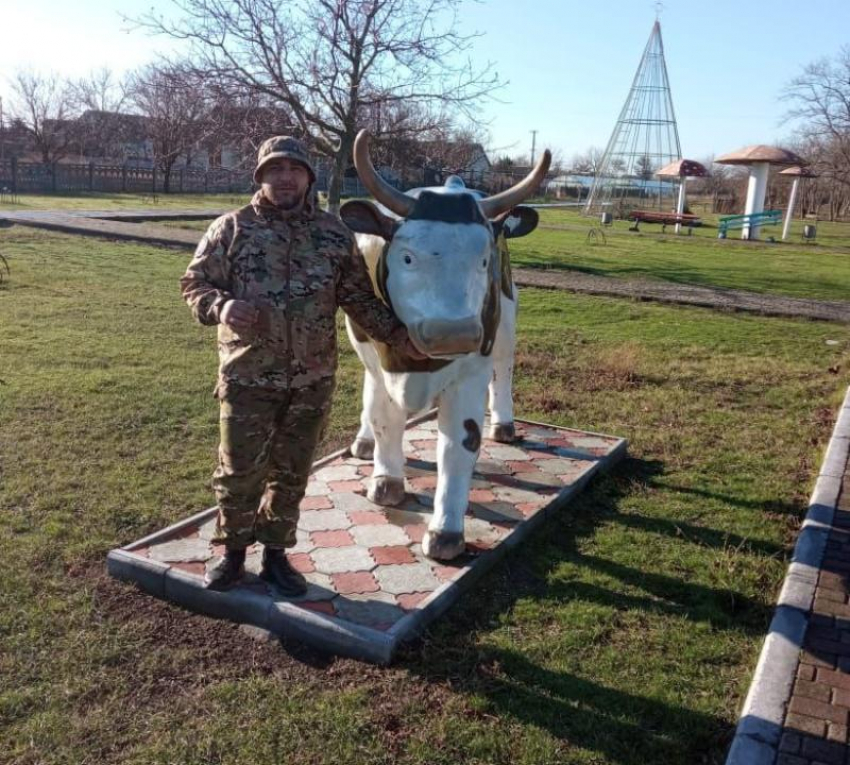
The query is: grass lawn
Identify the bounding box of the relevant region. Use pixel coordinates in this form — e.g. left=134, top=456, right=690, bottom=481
left=4, top=193, right=850, bottom=301
left=513, top=206, right=850, bottom=301
left=2, top=224, right=850, bottom=763
left=0, top=191, right=251, bottom=212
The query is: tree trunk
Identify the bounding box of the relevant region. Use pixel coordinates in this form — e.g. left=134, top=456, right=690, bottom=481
left=326, top=134, right=354, bottom=216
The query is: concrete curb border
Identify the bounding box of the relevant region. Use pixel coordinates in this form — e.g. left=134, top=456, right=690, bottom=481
left=725, top=385, right=850, bottom=764
left=107, top=417, right=627, bottom=664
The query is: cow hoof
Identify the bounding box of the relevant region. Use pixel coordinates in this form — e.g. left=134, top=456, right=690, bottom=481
left=422, top=530, right=466, bottom=561
left=489, top=422, right=517, bottom=443
left=368, top=476, right=405, bottom=506
left=350, top=438, right=375, bottom=460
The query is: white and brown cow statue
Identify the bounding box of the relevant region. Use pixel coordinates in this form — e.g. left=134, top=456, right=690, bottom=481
left=340, top=130, right=550, bottom=561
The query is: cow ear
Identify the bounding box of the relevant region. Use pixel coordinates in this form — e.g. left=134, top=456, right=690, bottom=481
left=340, top=200, right=397, bottom=240
left=492, top=206, right=539, bottom=239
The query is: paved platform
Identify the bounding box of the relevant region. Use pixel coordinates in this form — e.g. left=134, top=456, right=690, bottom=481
left=727, top=387, right=850, bottom=764
left=108, top=414, right=626, bottom=664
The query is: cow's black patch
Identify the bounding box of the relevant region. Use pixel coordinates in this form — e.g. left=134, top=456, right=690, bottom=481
left=407, top=191, right=489, bottom=226
left=462, top=419, right=481, bottom=452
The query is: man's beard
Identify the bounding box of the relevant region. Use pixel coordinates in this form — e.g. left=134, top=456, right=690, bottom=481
left=269, top=188, right=305, bottom=210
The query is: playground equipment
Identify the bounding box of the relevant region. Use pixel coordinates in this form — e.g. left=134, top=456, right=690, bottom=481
left=779, top=165, right=818, bottom=241
left=717, top=210, right=783, bottom=239
left=654, top=159, right=709, bottom=234
left=584, top=20, right=682, bottom=217
left=715, top=145, right=805, bottom=240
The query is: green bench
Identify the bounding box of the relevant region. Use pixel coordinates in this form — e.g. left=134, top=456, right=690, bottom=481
left=718, top=210, right=782, bottom=238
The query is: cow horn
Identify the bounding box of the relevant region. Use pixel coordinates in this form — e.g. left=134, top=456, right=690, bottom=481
left=353, top=130, right=415, bottom=218
left=479, top=149, right=552, bottom=219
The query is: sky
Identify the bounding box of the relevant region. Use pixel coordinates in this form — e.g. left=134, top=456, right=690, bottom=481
left=1, top=0, right=848, bottom=163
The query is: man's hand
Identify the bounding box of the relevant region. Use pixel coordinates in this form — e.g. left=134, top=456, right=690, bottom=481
left=219, top=299, right=258, bottom=332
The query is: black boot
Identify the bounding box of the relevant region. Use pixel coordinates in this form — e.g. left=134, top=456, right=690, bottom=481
left=260, top=547, right=308, bottom=596
left=204, top=547, right=246, bottom=590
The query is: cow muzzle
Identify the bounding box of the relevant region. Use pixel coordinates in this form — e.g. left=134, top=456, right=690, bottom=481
left=410, top=317, right=483, bottom=357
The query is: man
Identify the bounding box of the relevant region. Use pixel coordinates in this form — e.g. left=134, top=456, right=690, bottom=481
left=181, top=136, right=419, bottom=594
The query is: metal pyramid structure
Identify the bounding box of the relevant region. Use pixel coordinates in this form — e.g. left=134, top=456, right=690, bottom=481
left=584, top=21, right=682, bottom=217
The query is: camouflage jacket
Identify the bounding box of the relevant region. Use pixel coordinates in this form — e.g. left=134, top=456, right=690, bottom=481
left=181, top=190, right=408, bottom=392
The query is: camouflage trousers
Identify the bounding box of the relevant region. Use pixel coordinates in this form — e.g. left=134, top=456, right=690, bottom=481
left=211, top=377, right=335, bottom=549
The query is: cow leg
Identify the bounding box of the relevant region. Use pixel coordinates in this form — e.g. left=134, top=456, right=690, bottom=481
left=365, top=376, right=407, bottom=507
left=423, top=363, right=491, bottom=561
left=488, top=291, right=518, bottom=443
left=350, top=372, right=377, bottom=460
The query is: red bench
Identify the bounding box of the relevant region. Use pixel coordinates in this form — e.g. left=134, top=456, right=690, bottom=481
left=628, top=210, right=701, bottom=234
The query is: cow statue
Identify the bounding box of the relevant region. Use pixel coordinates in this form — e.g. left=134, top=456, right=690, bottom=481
left=340, top=130, right=550, bottom=561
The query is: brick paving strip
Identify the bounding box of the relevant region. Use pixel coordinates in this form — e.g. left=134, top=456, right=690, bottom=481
left=107, top=413, right=626, bottom=664
left=3, top=208, right=850, bottom=323
left=726, top=386, right=850, bottom=765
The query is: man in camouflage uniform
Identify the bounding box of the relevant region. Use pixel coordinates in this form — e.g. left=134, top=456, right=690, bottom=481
left=181, top=136, right=418, bottom=594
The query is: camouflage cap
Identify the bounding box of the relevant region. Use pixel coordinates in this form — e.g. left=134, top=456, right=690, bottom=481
left=254, top=136, right=316, bottom=184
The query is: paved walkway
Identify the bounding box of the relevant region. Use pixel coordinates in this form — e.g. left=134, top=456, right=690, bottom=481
left=776, top=476, right=850, bottom=765
left=3, top=207, right=850, bottom=323
left=727, top=388, right=850, bottom=764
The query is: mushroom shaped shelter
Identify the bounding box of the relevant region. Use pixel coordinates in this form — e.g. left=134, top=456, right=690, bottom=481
left=715, top=145, right=805, bottom=240
left=655, top=159, right=709, bottom=233
left=779, top=165, right=817, bottom=241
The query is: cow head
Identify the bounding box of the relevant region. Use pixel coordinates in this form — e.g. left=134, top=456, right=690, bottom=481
left=341, top=131, right=550, bottom=359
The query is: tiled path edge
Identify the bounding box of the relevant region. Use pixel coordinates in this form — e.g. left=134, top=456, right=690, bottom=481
left=726, top=386, right=850, bottom=765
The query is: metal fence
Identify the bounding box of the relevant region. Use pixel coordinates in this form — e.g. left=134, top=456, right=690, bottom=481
left=0, top=159, right=256, bottom=195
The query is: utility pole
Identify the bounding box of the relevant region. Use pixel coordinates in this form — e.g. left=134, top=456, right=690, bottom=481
left=530, top=130, right=538, bottom=166
left=0, top=96, right=4, bottom=161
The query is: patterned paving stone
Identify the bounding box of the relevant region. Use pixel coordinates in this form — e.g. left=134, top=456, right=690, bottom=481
left=475, top=460, right=510, bottom=476
left=110, top=414, right=625, bottom=663
left=537, top=458, right=591, bottom=475
left=375, top=562, right=442, bottom=594
left=331, top=571, right=380, bottom=595
left=348, top=510, right=388, bottom=525
left=304, top=481, right=330, bottom=497
left=334, top=593, right=404, bottom=628
left=300, top=495, right=334, bottom=511
left=311, top=546, right=376, bottom=575
left=351, top=524, right=411, bottom=547
left=370, top=546, right=416, bottom=565
left=313, top=465, right=361, bottom=482
left=470, top=501, right=525, bottom=524
left=493, top=485, right=554, bottom=504
left=298, top=509, right=351, bottom=531
left=396, top=592, right=431, bottom=610
left=487, top=445, right=532, bottom=462
left=328, top=492, right=376, bottom=512
left=328, top=479, right=365, bottom=492
left=310, top=530, right=354, bottom=547
left=149, top=538, right=213, bottom=563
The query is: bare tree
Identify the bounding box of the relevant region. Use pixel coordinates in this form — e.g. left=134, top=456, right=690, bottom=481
left=126, top=63, right=214, bottom=192
left=132, top=0, right=498, bottom=211
left=8, top=69, right=78, bottom=163
left=69, top=68, right=133, bottom=161
left=570, top=146, right=603, bottom=175
left=783, top=47, right=850, bottom=220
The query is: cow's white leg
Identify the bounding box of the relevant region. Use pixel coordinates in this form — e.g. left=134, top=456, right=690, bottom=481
left=366, top=375, right=407, bottom=507
left=488, top=290, right=518, bottom=443
left=350, top=372, right=377, bottom=460
left=423, top=362, right=492, bottom=560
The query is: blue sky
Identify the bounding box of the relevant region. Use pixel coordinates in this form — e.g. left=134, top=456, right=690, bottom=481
left=1, top=0, right=848, bottom=162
